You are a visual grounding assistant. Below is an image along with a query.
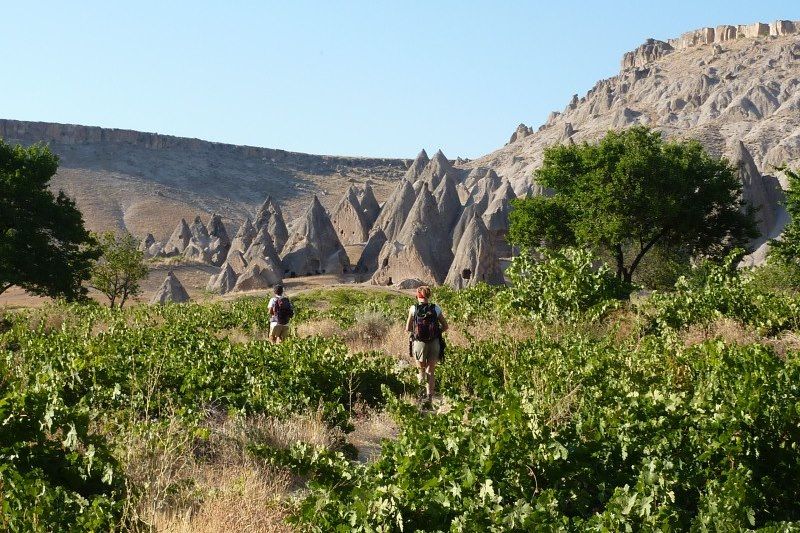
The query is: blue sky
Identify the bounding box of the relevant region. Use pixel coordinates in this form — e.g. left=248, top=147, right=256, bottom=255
left=2, top=1, right=797, bottom=158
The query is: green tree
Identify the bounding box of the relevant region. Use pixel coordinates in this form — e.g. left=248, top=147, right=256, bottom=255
left=0, top=140, right=98, bottom=299
left=769, top=167, right=800, bottom=266
left=91, top=231, right=148, bottom=308
left=508, top=127, right=758, bottom=283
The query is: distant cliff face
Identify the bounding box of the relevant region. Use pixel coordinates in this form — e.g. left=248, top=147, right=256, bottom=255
left=463, top=22, right=800, bottom=261
left=0, top=120, right=407, bottom=240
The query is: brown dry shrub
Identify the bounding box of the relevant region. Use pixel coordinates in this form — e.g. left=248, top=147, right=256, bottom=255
left=347, top=408, right=398, bottom=464
left=295, top=318, right=339, bottom=339
left=681, top=317, right=760, bottom=347
left=120, top=409, right=344, bottom=532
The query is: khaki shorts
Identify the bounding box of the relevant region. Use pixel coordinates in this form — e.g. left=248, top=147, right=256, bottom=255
left=413, top=338, right=440, bottom=364
left=270, top=322, right=290, bottom=340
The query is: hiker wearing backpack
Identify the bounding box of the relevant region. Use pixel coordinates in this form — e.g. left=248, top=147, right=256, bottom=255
left=406, top=285, right=448, bottom=407
left=268, top=285, right=294, bottom=343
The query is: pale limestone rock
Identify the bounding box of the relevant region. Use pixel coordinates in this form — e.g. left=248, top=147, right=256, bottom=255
left=281, top=196, right=348, bottom=276
left=151, top=271, right=190, bottom=304
left=445, top=213, right=503, bottom=289
left=330, top=185, right=369, bottom=244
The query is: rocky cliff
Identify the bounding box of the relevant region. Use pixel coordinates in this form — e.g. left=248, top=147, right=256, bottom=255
left=0, top=119, right=407, bottom=240
left=463, top=20, right=800, bottom=260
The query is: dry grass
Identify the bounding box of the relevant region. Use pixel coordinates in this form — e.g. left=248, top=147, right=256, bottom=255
left=120, top=409, right=345, bottom=533
left=294, top=318, right=340, bottom=339
left=681, top=317, right=760, bottom=347
left=347, top=408, right=398, bottom=464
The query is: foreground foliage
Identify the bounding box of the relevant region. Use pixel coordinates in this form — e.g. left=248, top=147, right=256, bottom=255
left=0, top=294, right=412, bottom=531
left=274, top=336, right=800, bottom=531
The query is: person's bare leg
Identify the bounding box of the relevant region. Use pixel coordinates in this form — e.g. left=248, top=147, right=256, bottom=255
left=425, top=361, right=437, bottom=399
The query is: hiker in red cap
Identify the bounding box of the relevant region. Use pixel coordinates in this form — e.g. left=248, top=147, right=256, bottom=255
left=405, top=285, right=448, bottom=407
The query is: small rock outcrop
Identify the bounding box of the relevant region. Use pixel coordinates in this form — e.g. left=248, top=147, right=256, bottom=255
left=151, top=271, right=190, bottom=304
left=138, top=233, right=155, bottom=254
left=508, top=123, right=534, bottom=144
left=330, top=185, right=370, bottom=244
left=233, top=263, right=282, bottom=292
left=206, top=263, right=238, bottom=294
left=281, top=196, right=349, bottom=276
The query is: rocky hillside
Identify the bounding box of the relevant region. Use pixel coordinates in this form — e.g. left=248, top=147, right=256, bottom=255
left=464, top=20, right=800, bottom=259
left=0, top=120, right=407, bottom=241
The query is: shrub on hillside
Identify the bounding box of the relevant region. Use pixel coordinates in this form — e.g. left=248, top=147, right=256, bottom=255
left=504, top=247, right=627, bottom=323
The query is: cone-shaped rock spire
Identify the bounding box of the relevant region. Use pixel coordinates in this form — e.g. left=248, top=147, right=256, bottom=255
left=162, top=219, right=192, bottom=257
left=206, top=213, right=231, bottom=266
left=139, top=233, right=155, bottom=253
left=189, top=216, right=210, bottom=248
left=206, top=263, right=238, bottom=294
left=452, top=193, right=490, bottom=254
left=419, top=149, right=453, bottom=190
left=482, top=180, right=517, bottom=257
left=732, top=140, right=780, bottom=236
left=254, top=196, right=289, bottom=253
left=330, top=185, right=370, bottom=244
left=371, top=179, right=416, bottom=243
left=229, top=218, right=257, bottom=255
left=151, top=271, right=190, bottom=304
left=355, top=228, right=387, bottom=274
left=404, top=149, right=430, bottom=183
left=433, top=172, right=463, bottom=234
left=359, top=183, right=381, bottom=229
left=281, top=196, right=348, bottom=276
left=470, top=169, right=503, bottom=201
left=445, top=213, right=504, bottom=289
left=372, top=185, right=453, bottom=285
left=222, top=249, right=248, bottom=275
left=244, top=226, right=284, bottom=274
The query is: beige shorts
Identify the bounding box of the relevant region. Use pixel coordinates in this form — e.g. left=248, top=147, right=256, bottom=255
left=413, top=338, right=440, bottom=364
left=270, top=322, right=290, bottom=339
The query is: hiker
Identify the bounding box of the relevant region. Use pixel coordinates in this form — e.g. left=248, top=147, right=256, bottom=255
left=268, top=285, right=294, bottom=343
left=406, top=285, right=448, bottom=406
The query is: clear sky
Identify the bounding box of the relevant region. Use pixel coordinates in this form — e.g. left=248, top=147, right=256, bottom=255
left=2, top=1, right=797, bottom=158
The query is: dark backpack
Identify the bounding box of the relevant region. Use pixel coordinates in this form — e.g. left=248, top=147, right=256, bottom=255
left=274, top=296, right=294, bottom=325
left=413, top=303, right=440, bottom=342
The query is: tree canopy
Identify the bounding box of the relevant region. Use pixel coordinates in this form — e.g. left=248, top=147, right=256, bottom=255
left=0, top=140, right=98, bottom=299
left=91, top=231, right=149, bottom=308
left=769, top=167, right=800, bottom=266
left=508, top=127, right=759, bottom=283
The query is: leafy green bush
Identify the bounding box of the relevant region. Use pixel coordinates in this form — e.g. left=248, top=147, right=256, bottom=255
left=272, top=336, right=800, bottom=531
left=504, top=247, right=626, bottom=323
left=646, top=253, right=800, bottom=336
